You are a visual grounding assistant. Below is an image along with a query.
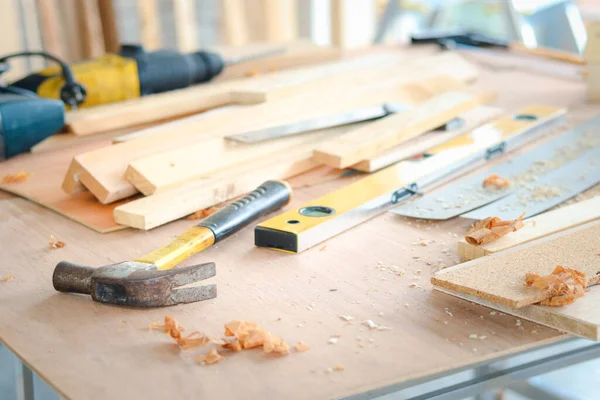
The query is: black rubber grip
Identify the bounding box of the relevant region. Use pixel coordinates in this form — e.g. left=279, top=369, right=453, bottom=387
left=198, top=181, right=291, bottom=242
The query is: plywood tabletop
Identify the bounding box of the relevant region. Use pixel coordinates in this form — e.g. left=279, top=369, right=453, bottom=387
left=0, top=51, right=596, bottom=400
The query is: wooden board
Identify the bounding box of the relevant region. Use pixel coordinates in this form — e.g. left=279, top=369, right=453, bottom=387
left=97, top=0, right=120, bottom=53
left=137, top=0, right=161, bottom=50
left=458, top=196, right=600, bottom=260
left=37, top=0, right=67, bottom=60
left=115, top=123, right=367, bottom=229
left=75, top=0, right=105, bottom=58
left=63, top=42, right=353, bottom=136
left=68, top=52, right=479, bottom=204
left=313, top=91, right=495, bottom=169
left=262, top=0, right=297, bottom=42
left=221, top=0, right=248, bottom=45
left=124, top=76, right=464, bottom=196
left=0, top=142, right=124, bottom=233
left=0, top=0, right=25, bottom=81
left=439, top=281, right=600, bottom=340
left=352, top=106, right=504, bottom=172
left=432, top=222, right=600, bottom=309
left=173, top=0, right=197, bottom=51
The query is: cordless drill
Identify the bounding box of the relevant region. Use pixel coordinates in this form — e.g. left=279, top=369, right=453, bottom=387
left=10, top=45, right=282, bottom=109
left=0, top=52, right=72, bottom=160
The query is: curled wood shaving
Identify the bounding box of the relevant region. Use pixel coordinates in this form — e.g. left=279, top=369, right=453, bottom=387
left=465, top=212, right=525, bottom=245
left=333, top=365, right=345, bottom=371
left=482, top=174, right=510, bottom=189
left=2, top=172, right=29, bottom=184
left=195, top=348, right=224, bottom=365
left=224, top=320, right=290, bottom=355
left=222, top=337, right=242, bottom=352
left=525, top=266, right=588, bottom=306
left=49, top=235, right=66, bottom=249
left=186, top=206, right=220, bottom=220
left=150, top=315, right=185, bottom=339
left=295, top=341, right=310, bottom=352
left=0, top=274, right=14, bottom=282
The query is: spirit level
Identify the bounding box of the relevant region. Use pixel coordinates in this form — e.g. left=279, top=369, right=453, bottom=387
left=254, top=105, right=565, bottom=253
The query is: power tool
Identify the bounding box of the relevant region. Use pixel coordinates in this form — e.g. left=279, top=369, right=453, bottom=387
left=9, top=45, right=284, bottom=109
left=0, top=52, right=77, bottom=160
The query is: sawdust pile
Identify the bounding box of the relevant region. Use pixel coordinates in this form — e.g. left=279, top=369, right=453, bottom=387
left=150, top=317, right=303, bottom=366
left=49, top=235, right=66, bottom=249
left=482, top=174, right=510, bottom=190
left=525, top=266, right=588, bottom=306
left=2, top=172, right=29, bottom=184
left=465, top=212, right=525, bottom=245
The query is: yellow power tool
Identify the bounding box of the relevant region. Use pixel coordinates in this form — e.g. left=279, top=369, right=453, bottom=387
left=10, top=45, right=283, bottom=109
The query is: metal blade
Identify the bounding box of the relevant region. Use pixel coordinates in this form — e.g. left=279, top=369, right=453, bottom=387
left=391, top=114, right=599, bottom=220
left=462, top=146, right=600, bottom=221
left=225, top=103, right=408, bottom=144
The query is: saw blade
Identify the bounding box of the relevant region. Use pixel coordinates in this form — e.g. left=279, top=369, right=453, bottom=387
left=391, top=114, right=598, bottom=220
left=461, top=145, right=600, bottom=221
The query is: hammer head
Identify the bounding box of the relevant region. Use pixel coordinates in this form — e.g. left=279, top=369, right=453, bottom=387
left=53, top=261, right=217, bottom=307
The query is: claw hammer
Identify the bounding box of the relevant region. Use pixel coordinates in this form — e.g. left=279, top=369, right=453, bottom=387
left=52, top=181, right=292, bottom=307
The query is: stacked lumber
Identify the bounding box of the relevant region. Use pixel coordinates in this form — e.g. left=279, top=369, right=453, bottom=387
left=1, top=46, right=502, bottom=232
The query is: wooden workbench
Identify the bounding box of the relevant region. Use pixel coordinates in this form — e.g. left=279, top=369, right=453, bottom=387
left=0, top=50, right=595, bottom=400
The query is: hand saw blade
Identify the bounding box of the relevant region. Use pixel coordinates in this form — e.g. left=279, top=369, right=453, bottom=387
left=390, top=114, right=598, bottom=220
left=461, top=145, right=600, bottom=221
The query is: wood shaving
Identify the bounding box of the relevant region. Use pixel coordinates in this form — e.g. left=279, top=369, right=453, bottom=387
left=224, top=320, right=289, bottom=355
left=332, top=365, right=345, bottom=371
left=525, top=266, right=588, bottom=306
left=2, top=172, right=29, bottom=183
left=328, top=338, right=338, bottom=344
left=186, top=206, right=219, bottom=220
left=319, top=245, right=327, bottom=251
left=465, top=212, right=525, bottom=245
left=49, top=235, right=66, bottom=249
left=362, top=320, right=391, bottom=331
left=0, top=274, right=13, bottom=282
left=195, top=348, right=224, bottom=365
left=245, top=70, right=260, bottom=77
left=221, top=337, right=242, bottom=352
left=339, top=315, right=354, bottom=321
left=482, top=174, right=511, bottom=189
left=295, top=341, right=310, bottom=352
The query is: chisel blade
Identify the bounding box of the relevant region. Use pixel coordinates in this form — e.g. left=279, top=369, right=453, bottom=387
left=225, top=104, right=393, bottom=143
left=391, top=114, right=598, bottom=220
left=462, top=145, right=600, bottom=221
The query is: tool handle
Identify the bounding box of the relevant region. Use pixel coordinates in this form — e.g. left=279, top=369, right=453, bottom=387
left=199, top=180, right=292, bottom=242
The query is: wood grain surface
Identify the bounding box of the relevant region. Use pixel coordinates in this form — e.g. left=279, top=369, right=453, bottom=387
left=0, top=48, right=595, bottom=400
left=0, top=140, right=126, bottom=233
left=432, top=223, right=600, bottom=308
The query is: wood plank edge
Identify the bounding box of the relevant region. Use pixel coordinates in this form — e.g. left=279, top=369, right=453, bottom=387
left=434, top=286, right=600, bottom=341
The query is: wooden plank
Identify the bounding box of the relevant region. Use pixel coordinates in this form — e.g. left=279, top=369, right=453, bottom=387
left=352, top=106, right=504, bottom=172
left=437, top=284, right=600, bottom=340
left=66, top=52, right=478, bottom=204
left=124, top=76, right=466, bottom=196
left=432, top=222, right=600, bottom=309
left=330, top=0, right=346, bottom=48
left=65, top=41, right=344, bottom=135
left=37, top=0, right=66, bottom=59
left=173, top=0, right=198, bottom=51
left=75, top=0, right=106, bottom=58
left=313, top=91, right=495, bottom=169
left=59, top=0, right=84, bottom=61
left=97, top=0, right=120, bottom=53
left=221, top=0, right=248, bottom=45
left=0, top=141, right=125, bottom=233
left=137, top=0, right=161, bottom=50
left=458, top=196, right=600, bottom=260
left=262, top=0, right=297, bottom=42
left=0, top=0, right=26, bottom=81
left=113, top=139, right=338, bottom=229
left=19, top=0, right=45, bottom=70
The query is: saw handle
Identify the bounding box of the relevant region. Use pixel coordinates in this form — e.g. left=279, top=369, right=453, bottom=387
left=199, top=180, right=292, bottom=241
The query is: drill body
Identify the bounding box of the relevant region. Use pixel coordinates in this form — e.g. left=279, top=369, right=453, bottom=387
left=0, top=89, right=64, bottom=159
left=10, top=45, right=225, bottom=108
